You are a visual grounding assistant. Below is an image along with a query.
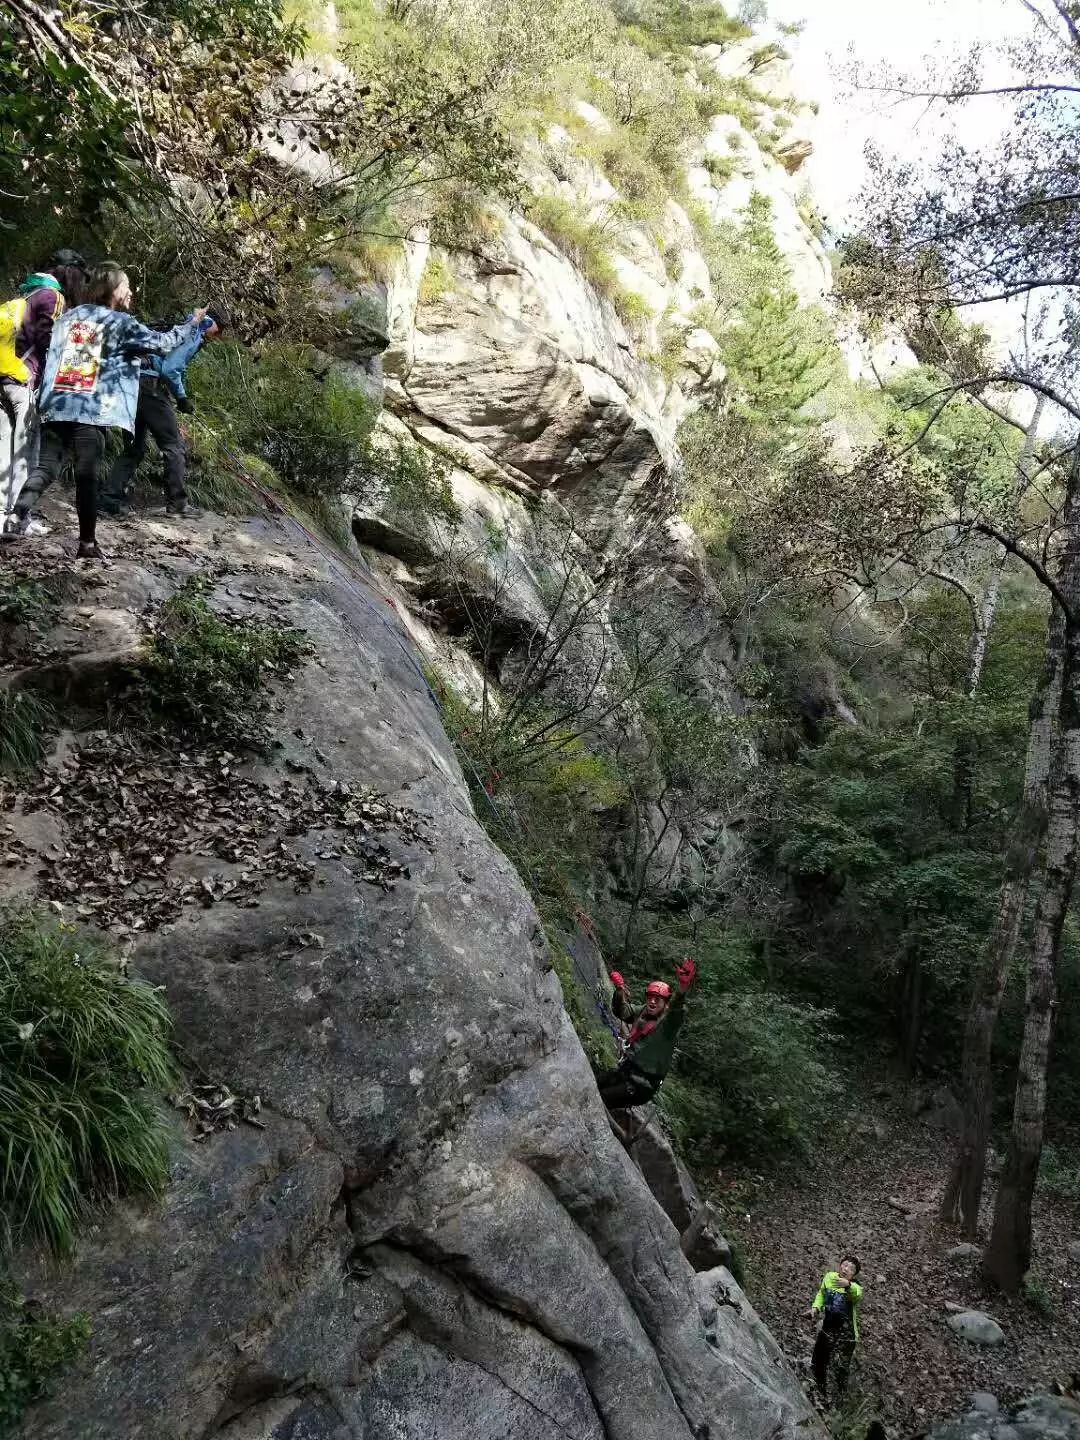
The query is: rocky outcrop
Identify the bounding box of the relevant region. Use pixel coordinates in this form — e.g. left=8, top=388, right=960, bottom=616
left=8, top=506, right=818, bottom=1440
left=382, top=215, right=678, bottom=556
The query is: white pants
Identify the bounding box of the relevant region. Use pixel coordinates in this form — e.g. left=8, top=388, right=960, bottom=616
left=0, top=377, right=35, bottom=520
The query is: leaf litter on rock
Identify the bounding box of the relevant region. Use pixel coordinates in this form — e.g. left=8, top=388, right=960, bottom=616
left=5, top=730, right=429, bottom=934
left=170, top=1081, right=265, bottom=1138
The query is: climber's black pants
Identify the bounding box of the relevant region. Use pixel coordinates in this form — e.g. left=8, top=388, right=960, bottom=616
left=17, top=421, right=105, bottom=544
left=596, top=1061, right=658, bottom=1110
left=812, top=1326, right=855, bottom=1396
left=103, top=382, right=186, bottom=508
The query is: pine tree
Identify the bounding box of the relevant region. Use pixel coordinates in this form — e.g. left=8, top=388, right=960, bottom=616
left=719, top=193, right=835, bottom=449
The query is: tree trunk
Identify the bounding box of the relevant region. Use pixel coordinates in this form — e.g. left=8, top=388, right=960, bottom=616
left=940, top=604, right=1064, bottom=1232
left=982, top=460, right=1080, bottom=1292
left=901, top=948, right=923, bottom=1076
left=951, top=396, right=1045, bottom=831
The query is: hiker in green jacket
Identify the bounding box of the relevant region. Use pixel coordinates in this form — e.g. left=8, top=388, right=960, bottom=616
left=596, top=957, right=696, bottom=1109
left=808, top=1256, right=863, bottom=1401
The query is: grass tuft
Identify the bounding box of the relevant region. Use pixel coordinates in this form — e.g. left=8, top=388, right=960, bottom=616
left=0, top=907, right=179, bottom=1255
left=0, top=690, right=54, bottom=777
left=131, top=580, right=307, bottom=742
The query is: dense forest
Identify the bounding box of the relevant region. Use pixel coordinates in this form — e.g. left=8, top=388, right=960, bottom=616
left=2, top=0, right=1080, bottom=1433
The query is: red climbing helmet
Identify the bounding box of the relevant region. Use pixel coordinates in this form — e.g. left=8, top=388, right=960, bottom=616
left=645, top=980, right=672, bottom=999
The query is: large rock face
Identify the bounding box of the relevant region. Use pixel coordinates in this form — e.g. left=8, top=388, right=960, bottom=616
left=8, top=509, right=818, bottom=1440
left=383, top=214, right=678, bottom=555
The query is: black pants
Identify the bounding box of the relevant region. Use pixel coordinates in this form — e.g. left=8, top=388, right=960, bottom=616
left=596, top=1061, right=658, bottom=1110
left=102, top=382, right=186, bottom=508
left=812, top=1326, right=855, bottom=1397
left=17, top=421, right=105, bottom=545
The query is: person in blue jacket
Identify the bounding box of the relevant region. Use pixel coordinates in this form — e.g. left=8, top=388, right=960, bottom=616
left=100, top=302, right=229, bottom=518
left=13, top=262, right=206, bottom=560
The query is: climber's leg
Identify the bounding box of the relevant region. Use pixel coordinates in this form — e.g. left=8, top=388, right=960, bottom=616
left=811, top=1328, right=833, bottom=1394
left=834, top=1335, right=856, bottom=1395
left=596, top=1062, right=657, bottom=1111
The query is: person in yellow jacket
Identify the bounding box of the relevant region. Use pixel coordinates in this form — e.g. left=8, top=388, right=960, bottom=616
left=0, top=251, right=87, bottom=534
left=807, top=1255, right=862, bottom=1401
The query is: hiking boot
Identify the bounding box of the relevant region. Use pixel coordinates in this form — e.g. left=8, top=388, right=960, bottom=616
left=76, top=541, right=108, bottom=563
left=99, top=500, right=133, bottom=519
left=166, top=500, right=203, bottom=519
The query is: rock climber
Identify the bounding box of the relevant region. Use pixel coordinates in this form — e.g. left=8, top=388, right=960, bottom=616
left=595, top=957, right=697, bottom=1110
left=807, top=1254, right=863, bottom=1402
left=99, top=302, right=230, bottom=518
left=0, top=250, right=88, bottom=536
left=12, top=261, right=207, bottom=560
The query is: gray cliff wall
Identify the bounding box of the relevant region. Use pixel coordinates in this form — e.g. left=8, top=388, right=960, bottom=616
left=9, top=514, right=818, bottom=1440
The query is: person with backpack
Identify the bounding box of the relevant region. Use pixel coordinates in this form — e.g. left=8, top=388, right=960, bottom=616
left=595, top=957, right=697, bottom=1110
left=807, top=1255, right=864, bottom=1402
left=0, top=250, right=88, bottom=535
left=12, top=262, right=206, bottom=560
left=99, top=302, right=230, bottom=518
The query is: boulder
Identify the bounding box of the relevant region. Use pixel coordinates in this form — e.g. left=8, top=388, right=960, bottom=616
left=928, top=1394, right=1080, bottom=1440
left=971, top=1395, right=1001, bottom=1415
left=10, top=511, right=819, bottom=1440
left=947, top=1243, right=982, bottom=1261
left=626, top=1107, right=733, bottom=1272
left=947, top=1310, right=1006, bottom=1347
left=1067, top=1240, right=1080, bottom=1263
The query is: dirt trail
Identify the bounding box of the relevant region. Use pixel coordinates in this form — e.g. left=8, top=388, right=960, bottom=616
left=723, top=1090, right=1079, bottom=1431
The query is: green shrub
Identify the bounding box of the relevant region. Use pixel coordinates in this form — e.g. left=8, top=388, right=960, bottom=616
left=614, top=287, right=655, bottom=332
left=550, top=939, right=618, bottom=1069
left=0, top=580, right=56, bottom=631
left=702, top=152, right=738, bottom=187
left=0, top=1275, right=90, bottom=1434
left=134, top=581, right=307, bottom=741
left=362, top=433, right=462, bottom=531
left=659, top=931, right=842, bottom=1164
left=0, top=691, right=54, bottom=778
left=418, top=253, right=455, bottom=305
left=191, top=343, right=379, bottom=502
left=1022, top=1270, right=1055, bottom=1318
left=0, top=908, right=179, bottom=1254
left=616, top=0, right=750, bottom=54
left=1038, top=1143, right=1080, bottom=1201
left=526, top=194, right=651, bottom=325
left=647, top=328, right=685, bottom=382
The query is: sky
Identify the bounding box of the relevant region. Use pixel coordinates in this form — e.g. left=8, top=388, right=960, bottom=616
left=766, top=0, right=1030, bottom=232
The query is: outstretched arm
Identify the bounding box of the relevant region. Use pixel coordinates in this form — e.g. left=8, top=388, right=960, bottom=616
left=609, top=972, right=636, bottom=1023
left=120, top=311, right=206, bottom=359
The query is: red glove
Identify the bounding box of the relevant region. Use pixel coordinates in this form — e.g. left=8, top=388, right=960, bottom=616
left=676, top=957, right=697, bottom=993
left=609, top=971, right=626, bottom=991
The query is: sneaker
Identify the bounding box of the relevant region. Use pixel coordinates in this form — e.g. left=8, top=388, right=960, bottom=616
left=22, top=516, right=51, bottom=537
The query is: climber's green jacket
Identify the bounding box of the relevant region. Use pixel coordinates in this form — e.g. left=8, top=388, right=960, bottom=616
left=626, top=989, right=688, bottom=1082
left=812, top=1272, right=863, bottom=1340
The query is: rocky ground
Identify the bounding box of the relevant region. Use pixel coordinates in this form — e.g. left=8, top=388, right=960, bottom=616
left=724, top=1083, right=1080, bottom=1434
